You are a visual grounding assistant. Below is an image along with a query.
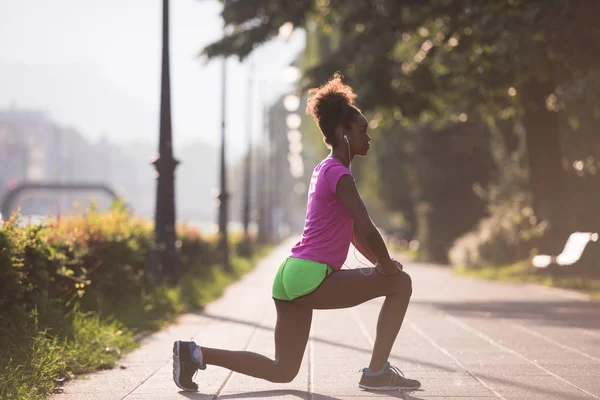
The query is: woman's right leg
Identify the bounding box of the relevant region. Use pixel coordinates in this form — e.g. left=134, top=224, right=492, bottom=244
left=201, top=299, right=313, bottom=383
left=292, top=268, right=412, bottom=373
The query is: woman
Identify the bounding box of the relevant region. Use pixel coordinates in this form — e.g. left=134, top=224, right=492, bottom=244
left=173, top=73, right=420, bottom=392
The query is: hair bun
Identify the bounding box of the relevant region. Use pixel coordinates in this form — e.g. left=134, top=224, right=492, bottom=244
left=306, top=73, right=360, bottom=145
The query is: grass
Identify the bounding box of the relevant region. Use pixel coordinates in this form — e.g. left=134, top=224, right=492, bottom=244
left=394, top=249, right=419, bottom=262
left=454, top=260, right=600, bottom=299
left=386, top=241, right=419, bottom=262
left=104, top=253, right=260, bottom=334
left=0, top=245, right=270, bottom=400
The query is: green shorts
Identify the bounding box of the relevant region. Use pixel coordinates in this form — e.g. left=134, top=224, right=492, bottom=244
left=272, top=257, right=334, bottom=301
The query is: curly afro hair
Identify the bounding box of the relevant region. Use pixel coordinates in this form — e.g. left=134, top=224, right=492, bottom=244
left=306, top=72, right=361, bottom=145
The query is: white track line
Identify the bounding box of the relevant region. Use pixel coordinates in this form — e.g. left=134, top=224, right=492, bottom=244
left=407, top=321, right=506, bottom=400
left=123, top=317, right=220, bottom=399
left=447, top=315, right=600, bottom=400
left=213, top=309, right=267, bottom=399
left=582, top=329, right=600, bottom=339
left=349, top=309, right=505, bottom=399
left=307, top=338, right=313, bottom=400
left=350, top=308, right=375, bottom=346
left=122, top=358, right=170, bottom=399
left=511, top=322, right=600, bottom=363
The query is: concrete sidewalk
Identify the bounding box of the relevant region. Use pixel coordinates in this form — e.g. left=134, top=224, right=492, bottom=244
left=52, top=238, right=600, bottom=400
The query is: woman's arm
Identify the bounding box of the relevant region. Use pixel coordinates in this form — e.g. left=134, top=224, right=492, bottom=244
left=336, top=175, right=400, bottom=275
left=351, top=225, right=377, bottom=264
left=352, top=222, right=403, bottom=274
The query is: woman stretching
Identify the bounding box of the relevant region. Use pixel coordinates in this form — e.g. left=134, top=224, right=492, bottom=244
left=173, top=73, right=420, bottom=392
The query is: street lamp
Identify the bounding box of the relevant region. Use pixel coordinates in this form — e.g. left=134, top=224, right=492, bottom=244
left=216, top=47, right=232, bottom=273
left=240, top=61, right=254, bottom=256
left=256, top=62, right=301, bottom=244
left=257, top=101, right=271, bottom=245
left=262, top=64, right=302, bottom=242
left=283, top=65, right=301, bottom=84
left=152, top=0, right=179, bottom=286
left=281, top=64, right=306, bottom=235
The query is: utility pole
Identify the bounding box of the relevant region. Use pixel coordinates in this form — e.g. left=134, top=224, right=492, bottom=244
left=265, top=104, right=273, bottom=243
left=217, top=49, right=232, bottom=273
left=269, top=105, right=278, bottom=243
left=258, top=102, right=271, bottom=244
left=241, top=62, right=253, bottom=254
left=152, top=0, right=179, bottom=285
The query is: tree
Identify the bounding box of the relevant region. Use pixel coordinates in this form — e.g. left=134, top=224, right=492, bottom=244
left=203, top=0, right=600, bottom=249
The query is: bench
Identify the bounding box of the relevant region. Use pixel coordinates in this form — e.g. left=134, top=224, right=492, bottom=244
left=532, top=232, right=598, bottom=268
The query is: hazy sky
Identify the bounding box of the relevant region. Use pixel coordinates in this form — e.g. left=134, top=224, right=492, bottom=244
left=0, top=0, right=305, bottom=162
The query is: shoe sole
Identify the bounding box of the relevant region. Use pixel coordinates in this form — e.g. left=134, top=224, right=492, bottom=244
left=359, top=383, right=421, bottom=391
left=172, top=341, right=197, bottom=392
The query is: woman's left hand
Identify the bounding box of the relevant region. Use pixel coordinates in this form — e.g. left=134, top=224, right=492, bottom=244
left=375, top=259, right=403, bottom=276
left=392, top=259, right=404, bottom=271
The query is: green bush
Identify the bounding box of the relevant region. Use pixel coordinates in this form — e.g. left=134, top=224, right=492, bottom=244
left=447, top=129, right=550, bottom=269
left=448, top=192, right=547, bottom=269
left=0, top=204, right=267, bottom=400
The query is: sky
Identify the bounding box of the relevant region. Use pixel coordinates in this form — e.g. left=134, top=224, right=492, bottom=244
left=0, top=0, right=305, bottom=163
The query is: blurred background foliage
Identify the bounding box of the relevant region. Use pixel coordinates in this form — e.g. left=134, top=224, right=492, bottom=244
left=205, top=0, right=600, bottom=272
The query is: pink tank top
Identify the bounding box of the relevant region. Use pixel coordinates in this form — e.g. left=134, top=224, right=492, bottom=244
left=290, top=157, right=353, bottom=270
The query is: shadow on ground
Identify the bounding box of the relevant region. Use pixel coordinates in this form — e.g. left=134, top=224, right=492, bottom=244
left=179, top=388, right=426, bottom=399
left=411, top=299, right=600, bottom=330
left=190, top=308, right=597, bottom=400
left=193, top=310, right=455, bottom=373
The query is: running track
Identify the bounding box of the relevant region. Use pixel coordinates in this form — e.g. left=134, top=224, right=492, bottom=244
left=52, top=238, right=600, bottom=399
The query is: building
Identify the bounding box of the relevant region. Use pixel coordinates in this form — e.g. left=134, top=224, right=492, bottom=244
left=0, top=108, right=141, bottom=217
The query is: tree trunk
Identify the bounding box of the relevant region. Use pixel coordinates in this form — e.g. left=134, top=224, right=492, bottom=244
left=520, top=78, right=568, bottom=250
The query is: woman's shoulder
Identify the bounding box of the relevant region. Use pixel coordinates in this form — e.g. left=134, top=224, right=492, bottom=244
left=317, top=157, right=348, bottom=173
left=313, top=158, right=352, bottom=193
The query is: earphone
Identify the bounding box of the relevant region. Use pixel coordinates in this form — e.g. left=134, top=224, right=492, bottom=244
left=341, top=133, right=374, bottom=275
left=345, top=230, right=375, bottom=276
left=343, top=135, right=351, bottom=172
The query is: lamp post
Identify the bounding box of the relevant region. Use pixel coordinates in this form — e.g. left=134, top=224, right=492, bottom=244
left=263, top=103, right=273, bottom=244
left=152, top=0, right=179, bottom=285
left=241, top=62, right=253, bottom=254
left=273, top=64, right=302, bottom=241
left=257, top=78, right=271, bottom=245
left=217, top=50, right=232, bottom=273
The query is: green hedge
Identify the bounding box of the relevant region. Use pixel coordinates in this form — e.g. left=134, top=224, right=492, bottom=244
left=0, top=204, right=266, bottom=400
left=448, top=191, right=546, bottom=269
